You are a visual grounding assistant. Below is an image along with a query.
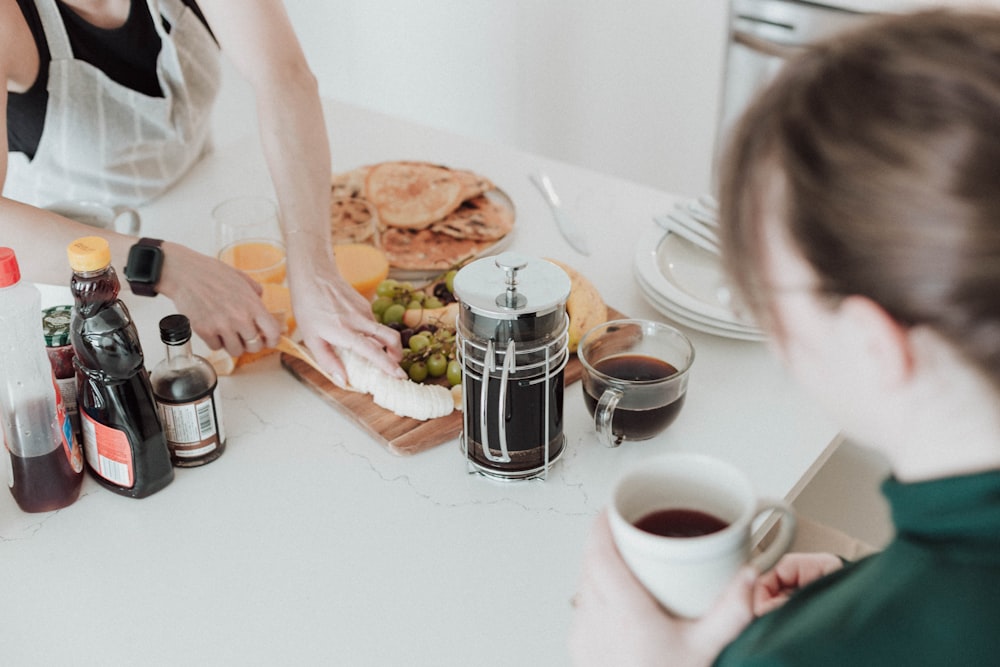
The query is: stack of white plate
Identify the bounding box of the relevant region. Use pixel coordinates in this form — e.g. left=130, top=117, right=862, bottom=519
left=632, top=224, right=766, bottom=342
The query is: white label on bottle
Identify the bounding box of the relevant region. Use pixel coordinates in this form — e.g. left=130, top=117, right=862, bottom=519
left=55, top=376, right=78, bottom=416
left=157, top=395, right=220, bottom=457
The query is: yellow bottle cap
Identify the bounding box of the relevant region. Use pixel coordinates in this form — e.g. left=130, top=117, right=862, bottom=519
left=67, top=236, right=112, bottom=272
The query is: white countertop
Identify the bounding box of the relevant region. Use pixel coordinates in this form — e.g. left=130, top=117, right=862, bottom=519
left=1, top=99, right=839, bottom=666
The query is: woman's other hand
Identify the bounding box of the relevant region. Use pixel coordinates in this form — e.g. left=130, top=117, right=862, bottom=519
left=752, top=552, right=842, bottom=616
left=286, top=249, right=405, bottom=388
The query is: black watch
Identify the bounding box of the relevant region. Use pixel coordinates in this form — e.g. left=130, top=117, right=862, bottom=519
left=124, top=237, right=164, bottom=297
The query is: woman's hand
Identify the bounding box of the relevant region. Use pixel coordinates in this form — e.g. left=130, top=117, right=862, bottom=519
left=752, top=552, right=842, bottom=616
left=568, top=512, right=756, bottom=667
left=287, top=253, right=405, bottom=388
left=156, top=241, right=281, bottom=357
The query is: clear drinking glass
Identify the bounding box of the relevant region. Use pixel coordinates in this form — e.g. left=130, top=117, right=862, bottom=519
left=579, top=319, right=695, bottom=447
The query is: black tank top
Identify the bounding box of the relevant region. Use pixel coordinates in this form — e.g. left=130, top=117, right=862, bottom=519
left=7, top=0, right=212, bottom=159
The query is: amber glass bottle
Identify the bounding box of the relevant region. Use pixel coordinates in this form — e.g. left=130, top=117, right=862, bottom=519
left=152, top=314, right=226, bottom=467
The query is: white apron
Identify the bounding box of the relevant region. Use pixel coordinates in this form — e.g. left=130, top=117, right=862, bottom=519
left=4, top=0, right=220, bottom=207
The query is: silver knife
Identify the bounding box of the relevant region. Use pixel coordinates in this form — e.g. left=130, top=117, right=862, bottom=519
left=529, top=173, right=590, bottom=256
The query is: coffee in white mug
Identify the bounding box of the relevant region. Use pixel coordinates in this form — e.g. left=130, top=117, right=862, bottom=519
left=609, top=452, right=796, bottom=618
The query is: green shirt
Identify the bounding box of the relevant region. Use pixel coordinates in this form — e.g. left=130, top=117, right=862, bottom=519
left=714, top=470, right=1000, bottom=666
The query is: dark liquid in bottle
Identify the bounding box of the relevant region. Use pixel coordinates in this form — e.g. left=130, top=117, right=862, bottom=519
left=9, top=446, right=83, bottom=513
left=152, top=384, right=225, bottom=468
left=465, top=371, right=565, bottom=476
left=634, top=508, right=729, bottom=538
left=583, top=354, right=685, bottom=442
left=72, top=267, right=173, bottom=498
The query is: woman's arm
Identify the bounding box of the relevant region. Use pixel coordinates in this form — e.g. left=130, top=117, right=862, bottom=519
left=195, top=0, right=404, bottom=387
left=0, top=0, right=281, bottom=357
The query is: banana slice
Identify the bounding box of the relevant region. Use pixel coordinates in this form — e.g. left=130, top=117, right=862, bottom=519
left=339, top=348, right=454, bottom=421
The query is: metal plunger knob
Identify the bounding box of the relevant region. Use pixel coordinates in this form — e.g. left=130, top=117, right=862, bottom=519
left=495, top=252, right=529, bottom=309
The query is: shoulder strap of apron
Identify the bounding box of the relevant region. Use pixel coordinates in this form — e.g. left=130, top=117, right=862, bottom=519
left=32, top=0, right=73, bottom=61
left=145, top=0, right=188, bottom=41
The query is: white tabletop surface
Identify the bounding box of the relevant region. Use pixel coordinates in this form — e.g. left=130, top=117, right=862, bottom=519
left=1, top=99, right=838, bottom=666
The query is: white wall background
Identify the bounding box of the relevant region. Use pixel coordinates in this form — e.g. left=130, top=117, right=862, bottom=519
left=283, top=1, right=730, bottom=197
left=280, top=1, right=999, bottom=197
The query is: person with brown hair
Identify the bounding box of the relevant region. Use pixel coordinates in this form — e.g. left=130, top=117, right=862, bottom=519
left=569, top=9, right=1000, bottom=666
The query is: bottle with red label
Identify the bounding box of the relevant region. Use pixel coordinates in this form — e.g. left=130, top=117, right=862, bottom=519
left=151, top=314, right=226, bottom=467
left=0, top=247, right=84, bottom=512
left=67, top=236, right=173, bottom=498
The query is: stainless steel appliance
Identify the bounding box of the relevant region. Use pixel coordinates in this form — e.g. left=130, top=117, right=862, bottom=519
left=715, top=0, right=873, bottom=167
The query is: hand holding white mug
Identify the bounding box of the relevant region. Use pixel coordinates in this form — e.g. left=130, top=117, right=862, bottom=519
left=609, top=453, right=796, bottom=619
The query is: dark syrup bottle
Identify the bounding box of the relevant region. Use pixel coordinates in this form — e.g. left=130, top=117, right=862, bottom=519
left=151, top=314, right=226, bottom=467
left=67, top=237, right=173, bottom=498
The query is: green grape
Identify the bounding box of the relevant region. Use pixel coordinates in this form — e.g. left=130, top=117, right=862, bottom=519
left=444, top=269, right=457, bottom=294
left=408, top=361, right=428, bottom=382
left=446, top=359, right=462, bottom=386
left=406, top=300, right=423, bottom=311
left=409, top=333, right=431, bottom=353
left=382, top=303, right=406, bottom=325
left=371, top=296, right=393, bottom=316
left=423, top=296, right=444, bottom=309
left=427, top=353, right=447, bottom=377
left=375, top=279, right=398, bottom=297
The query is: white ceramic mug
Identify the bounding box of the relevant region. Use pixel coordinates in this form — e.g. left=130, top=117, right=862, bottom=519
left=46, top=200, right=141, bottom=235
left=609, top=452, right=796, bottom=618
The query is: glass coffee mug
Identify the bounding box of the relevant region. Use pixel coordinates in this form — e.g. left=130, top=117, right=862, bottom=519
left=579, top=319, right=694, bottom=447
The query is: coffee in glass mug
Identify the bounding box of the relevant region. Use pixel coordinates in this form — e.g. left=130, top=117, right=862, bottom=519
left=579, top=319, right=694, bottom=447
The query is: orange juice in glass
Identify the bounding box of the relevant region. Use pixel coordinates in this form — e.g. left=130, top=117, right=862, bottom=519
left=218, top=238, right=286, bottom=284
left=213, top=196, right=286, bottom=284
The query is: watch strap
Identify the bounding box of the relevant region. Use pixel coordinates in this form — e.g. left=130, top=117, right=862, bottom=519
left=125, top=237, right=164, bottom=297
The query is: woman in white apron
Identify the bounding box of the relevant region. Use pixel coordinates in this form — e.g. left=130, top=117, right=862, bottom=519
left=0, top=0, right=404, bottom=386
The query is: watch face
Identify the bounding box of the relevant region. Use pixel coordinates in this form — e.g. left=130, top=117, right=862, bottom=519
left=126, top=245, right=163, bottom=283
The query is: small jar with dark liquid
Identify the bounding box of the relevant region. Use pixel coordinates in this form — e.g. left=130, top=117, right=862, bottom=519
left=453, top=252, right=571, bottom=480
left=67, top=236, right=173, bottom=498
left=152, top=314, right=226, bottom=467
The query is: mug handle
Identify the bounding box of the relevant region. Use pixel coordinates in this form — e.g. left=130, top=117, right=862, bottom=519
left=595, top=387, right=623, bottom=448
left=749, top=499, right=797, bottom=573
left=112, top=206, right=142, bottom=235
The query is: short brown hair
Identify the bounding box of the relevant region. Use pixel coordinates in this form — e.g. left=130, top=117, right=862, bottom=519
left=718, top=9, right=1000, bottom=387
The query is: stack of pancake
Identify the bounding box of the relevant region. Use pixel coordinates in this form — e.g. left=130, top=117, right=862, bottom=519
left=330, top=161, right=514, bottom=272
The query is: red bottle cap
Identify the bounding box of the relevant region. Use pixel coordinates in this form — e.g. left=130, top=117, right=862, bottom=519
left=0, top=247, right=21, bottom=288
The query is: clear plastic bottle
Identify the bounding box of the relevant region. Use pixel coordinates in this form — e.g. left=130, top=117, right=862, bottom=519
left=0, top=247, right=84, bottom=512
left=67, top=236, right=173, bottom=498
left=152, top=314, right=226, bottom=467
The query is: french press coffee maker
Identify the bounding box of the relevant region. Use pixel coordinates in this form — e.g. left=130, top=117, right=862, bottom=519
left=453, top=252, right=571, bottom=480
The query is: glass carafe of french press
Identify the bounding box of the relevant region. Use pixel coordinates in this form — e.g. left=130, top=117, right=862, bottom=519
left=453, top=252, right=571, bottom=480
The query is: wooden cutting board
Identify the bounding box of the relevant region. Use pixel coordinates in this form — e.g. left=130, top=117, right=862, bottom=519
left=280, top=351, right=584, bottom=456
left=280, top=307, right=624, bottom=456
